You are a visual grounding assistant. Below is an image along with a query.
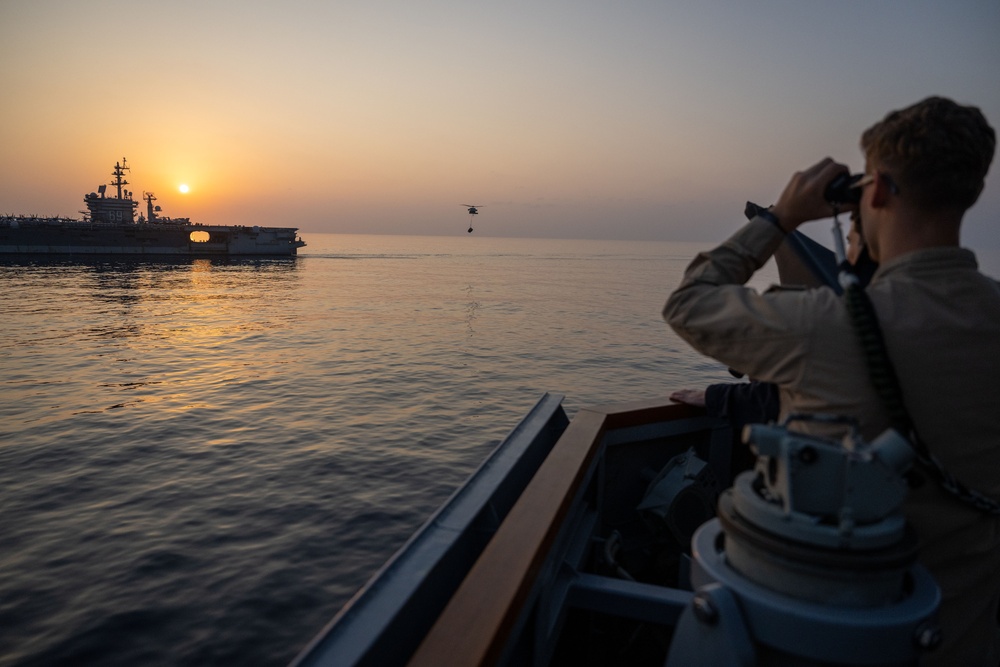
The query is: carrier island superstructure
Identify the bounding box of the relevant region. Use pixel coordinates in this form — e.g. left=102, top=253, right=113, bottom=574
left=0, top=159, right=306, bottom=256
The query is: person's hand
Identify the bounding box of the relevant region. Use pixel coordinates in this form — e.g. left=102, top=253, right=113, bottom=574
left=770, top=157, right=849, bottom=233
left=669, top=389, right=706, bottom=407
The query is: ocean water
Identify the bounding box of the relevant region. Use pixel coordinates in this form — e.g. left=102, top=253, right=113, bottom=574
left=2, top=231, right=992, bottom=666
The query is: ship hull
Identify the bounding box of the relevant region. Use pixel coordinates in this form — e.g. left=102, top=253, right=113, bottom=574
left=0, top=219, right=304, bottom=256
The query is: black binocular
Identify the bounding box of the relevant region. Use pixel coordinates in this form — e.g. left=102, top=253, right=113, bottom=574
left=824, top=173, right=865, bottom=205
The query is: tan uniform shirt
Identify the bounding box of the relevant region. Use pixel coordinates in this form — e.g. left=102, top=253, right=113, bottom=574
left=664, top=215, right=1000, bottom=666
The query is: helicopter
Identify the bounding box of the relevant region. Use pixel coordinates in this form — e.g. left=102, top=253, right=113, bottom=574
left=462, top=204, right=483, bottom=233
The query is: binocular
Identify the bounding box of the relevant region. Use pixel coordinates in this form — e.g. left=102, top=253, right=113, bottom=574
left=824, top=173, right=865, bottom=205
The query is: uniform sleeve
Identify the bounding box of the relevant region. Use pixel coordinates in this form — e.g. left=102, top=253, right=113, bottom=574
left=663, top=216, right=821, bottom=386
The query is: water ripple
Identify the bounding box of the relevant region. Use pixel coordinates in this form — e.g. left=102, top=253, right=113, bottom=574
left=0, top=236, right=765, bottom=666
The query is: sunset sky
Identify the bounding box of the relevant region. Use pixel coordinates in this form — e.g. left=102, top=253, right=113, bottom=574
left=2, top=1, right=999, bottom=247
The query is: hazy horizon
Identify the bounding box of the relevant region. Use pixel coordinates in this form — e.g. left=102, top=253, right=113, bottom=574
left=3, top=1, right=999, bottom=248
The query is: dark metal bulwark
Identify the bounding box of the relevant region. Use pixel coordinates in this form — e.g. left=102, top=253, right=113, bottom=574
left=406, top=399, right=716, bottom=667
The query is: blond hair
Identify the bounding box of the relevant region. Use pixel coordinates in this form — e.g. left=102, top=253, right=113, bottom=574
left=861, top=96, right=995, bottom=213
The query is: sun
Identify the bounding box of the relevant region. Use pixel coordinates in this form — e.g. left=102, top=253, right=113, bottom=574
left=179, top=184, right=190, bottom=194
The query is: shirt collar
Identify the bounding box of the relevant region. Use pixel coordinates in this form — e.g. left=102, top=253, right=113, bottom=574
left=873, top=246, right=979, bottom=281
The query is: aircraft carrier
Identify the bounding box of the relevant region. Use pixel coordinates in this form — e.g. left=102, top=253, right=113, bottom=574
left=1, top=159, right=305, bottom=257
